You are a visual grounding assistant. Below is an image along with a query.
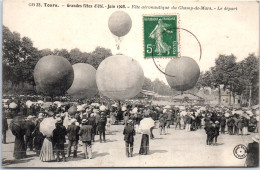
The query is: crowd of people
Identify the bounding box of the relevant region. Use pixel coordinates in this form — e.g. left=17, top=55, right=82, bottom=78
left=2, top=95, right=259, bottom=166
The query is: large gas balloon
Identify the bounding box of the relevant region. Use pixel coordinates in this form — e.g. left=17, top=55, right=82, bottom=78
left=165, top=56, right=200, bottom=92
left=34, top=55, right=74, bottom=96
left=108, top=11, right=132, bottom=37
left=67, top=63, right=98, bottom=99
left=96, top=55, right=144, bottom=100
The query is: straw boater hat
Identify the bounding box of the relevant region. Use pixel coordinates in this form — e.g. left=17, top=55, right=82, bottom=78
left=71, top=118, right=77, bottom=124
left=38, top=113, right=44, bottom=118
left=27, top=115, right=34, bottom=120
left=81, top=119, right=87, bottom=124
left=252, top=135, right=259, bottom=143
left=127, top=120, right=133, bottom=124
left=56, top=118, right=62, bottom=124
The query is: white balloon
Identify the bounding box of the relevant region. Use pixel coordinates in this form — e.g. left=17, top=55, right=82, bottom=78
left=108, top=11, right=132, bottom=37
left=96, top=55, right=144, bottom=100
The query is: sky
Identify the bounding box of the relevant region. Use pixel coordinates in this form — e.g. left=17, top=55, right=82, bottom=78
left=3, top=0, right=259, bottom=83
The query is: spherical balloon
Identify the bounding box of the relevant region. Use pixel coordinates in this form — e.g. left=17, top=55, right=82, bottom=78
left=34, top=55, right=74, bottom=96
left=108, top=11, right=132, bottom=37
left=165, top=56, right=200, bottom=91
left=96, top=55, right=144, bottom=100
left=67, top=63, right=98, bottom=99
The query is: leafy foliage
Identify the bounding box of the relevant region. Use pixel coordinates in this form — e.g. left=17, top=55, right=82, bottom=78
left=198, top=54, right=259, bottom=106
left=2, top=25, right=112, bottom=94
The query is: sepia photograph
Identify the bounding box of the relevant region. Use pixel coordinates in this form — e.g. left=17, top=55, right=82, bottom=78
left=1, top=0, right=259, bottom=168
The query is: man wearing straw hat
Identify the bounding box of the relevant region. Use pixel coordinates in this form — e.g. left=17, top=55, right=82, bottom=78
left=53, top=118, right=67, bottom=162
left=67, top=118, right=79, bottom=158
left=88, top=113, right=96, bottom=142
left=79, top=119, right=93, bottom=159
left=25, top=115, right=35, bottom=151
left=245, top=135, right=259, bottom=167
left=123, top=119, right=135, bottom=157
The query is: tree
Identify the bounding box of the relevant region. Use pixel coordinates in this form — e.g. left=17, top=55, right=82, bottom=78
left=196, top=71, right=214, bottom=90
left=239, top=54, right=259, bottom=106
left=151, top=78, right=174, bottom=96
left=69, top=48, right=90, bottom=64
left=39, top=48, right=53, bottom=57
left=87, top=47, right=112, bottom=69
left=211, top=54, right=237, bottom=105
left=142, top=77, right=153, bottom=91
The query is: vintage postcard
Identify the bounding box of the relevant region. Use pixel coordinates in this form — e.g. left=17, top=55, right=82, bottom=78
left=2, top=0, right=259, bottom=168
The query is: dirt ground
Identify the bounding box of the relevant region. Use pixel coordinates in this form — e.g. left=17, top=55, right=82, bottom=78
left=2, top=122, right=255, bottom=168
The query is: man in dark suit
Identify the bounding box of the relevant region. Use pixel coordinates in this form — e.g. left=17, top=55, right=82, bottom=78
left=88, top=114, right=96, bottom=142
left=98, top=112, right=107, bottom=143
left=175, top=113, right=181, bottom=130
left=123, top=120, right=136, bottom=157
left=227, top=116, right=234, bottom=135
left=2, top=112, right=8, bottom=144
left=66, top=118, right=79, bottom=158
left=220, top=115, right=226, bottom=134
left=25, top=115, right=35, bottom=151
left=79, top=119, right=93, bottom=159
left=53, top=118, right=67, bottom=162
left=204, top=121, right=214, bottom=145
left=245, top=135, right=259, bottom=167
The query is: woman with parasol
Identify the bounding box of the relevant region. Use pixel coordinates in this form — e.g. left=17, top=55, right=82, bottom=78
left=33, top=113, right=45, bottom=155
left=139, top=112, right=155, bottom=155
left=39, top=111, right=56, bottom=162
left=9, top=112, right=27, bottom=159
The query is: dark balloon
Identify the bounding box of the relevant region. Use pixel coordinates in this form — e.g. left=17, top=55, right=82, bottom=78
left=67, top=63, right=98, bottom=99
left=34, top=55, right=74, bottom=96
left=165, top=56, right=200, bottom=92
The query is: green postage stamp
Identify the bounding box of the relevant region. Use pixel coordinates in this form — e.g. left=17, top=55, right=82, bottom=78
left=143, top=14, right=180, bottom=58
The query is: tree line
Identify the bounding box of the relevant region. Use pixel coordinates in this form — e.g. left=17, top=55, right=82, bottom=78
left=2, top=25, right=112, bottom=94
left=2, top=25, right=259, bottom=107
left=197, top=54, right=259, bottom=106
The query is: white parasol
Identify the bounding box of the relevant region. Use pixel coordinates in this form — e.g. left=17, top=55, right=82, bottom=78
left=40, top=117, right=56, bottom=137
left=100, top=105, right=107, bottom=111
left=246, top=110, right=253, bottom=116
left=180, top=111, right=187, bottom=116
left=9, top=102, right=18, bottom=109
left=164, top=105, right=171, bottom=109
left=233, top=110, right=243, bottom=115
left=63, top=113, right=71, bottom=129
left=26, top=100, right=33, bottom=108
left=122, top=106, right=127, bottom=111
left=91, top=103, right=100, bottom=107
left=139, top=117, right=155, bottom=135
left=37, top=100, right=44, bottom=104
left=77, top=105, right=84, bottom=112
left=132, top=107, right=138, bottom=114
left=111, top=103, right=118, bottom=107
left=225, top=113, right=230, bottom=117
left=53, top=101, right=62, bottom=107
